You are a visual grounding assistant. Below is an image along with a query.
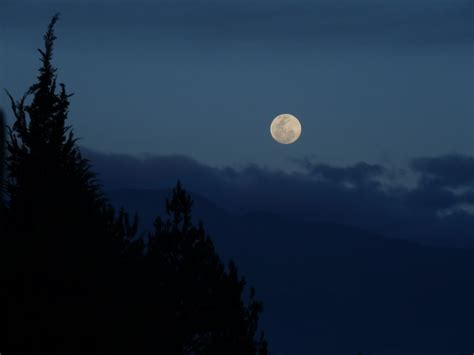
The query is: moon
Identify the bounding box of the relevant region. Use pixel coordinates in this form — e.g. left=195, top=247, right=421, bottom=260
left=270, top=113, right=302, bottom=144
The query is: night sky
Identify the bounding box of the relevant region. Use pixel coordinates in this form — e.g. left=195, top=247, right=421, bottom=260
left=2, top=0, right=473, bottom=169
left=2, top=1, right=474, bottom=353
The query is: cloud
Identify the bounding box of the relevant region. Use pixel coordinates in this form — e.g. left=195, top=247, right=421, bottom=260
left=82, top=147, right=474, bottom=248
left=83, top=149, right=224, bottom=192
left=411, top=154, right=474, bottom=188
left=297, top=159, right=387, bottom=186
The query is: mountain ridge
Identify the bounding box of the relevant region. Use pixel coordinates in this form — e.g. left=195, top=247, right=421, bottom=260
left=106, top=187, right=474, bottom=353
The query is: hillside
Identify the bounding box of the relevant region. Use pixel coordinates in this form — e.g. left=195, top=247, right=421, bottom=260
left=107, top=188, right=474, bottom=354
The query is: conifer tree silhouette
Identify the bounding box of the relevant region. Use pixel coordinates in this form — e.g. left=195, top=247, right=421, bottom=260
left=142, top=181, right=269, bottom=354
left=2, top=14, right=137, bottom=354
left=0, top=110, right=6, bottom=349
left=0, top=109, right=5, bottom=224
left=1, top=14, right=268, bottom=355
left=5, top=13, right=133, bottom=253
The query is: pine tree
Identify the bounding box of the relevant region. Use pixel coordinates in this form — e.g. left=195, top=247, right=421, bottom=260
left=0, top=110, right=6, bottom=349
left=8, top=14, right=109, bottom=246
left=144, top=181, right=269, bottom=354
left=3, top=14, right=137, bottom=354
left=1, top=14, right=268, bottom=354
left=4, top=12, right=140, bottom=266
left=0, top=109, right=5, bottom=227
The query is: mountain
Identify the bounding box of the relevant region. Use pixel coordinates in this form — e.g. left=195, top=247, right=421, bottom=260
left=107, top=188, right=474, bottom=354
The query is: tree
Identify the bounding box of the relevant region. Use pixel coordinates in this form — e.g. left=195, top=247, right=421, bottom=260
left=0, top=109, right=5, bottom=231
left=2, top=14, right=137, bottom=354
left=5, top=13, right=131, bottom=255
left=0, top=109, right=4, bottom=211
left=142, top=181, right=269, bottom=354
left=0, top=109, right=6, bottom=350
left=1, top=14, right=268, bottom=355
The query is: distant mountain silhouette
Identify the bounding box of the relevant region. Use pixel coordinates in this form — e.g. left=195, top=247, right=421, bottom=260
left=107, top=188, right=474, bottom=354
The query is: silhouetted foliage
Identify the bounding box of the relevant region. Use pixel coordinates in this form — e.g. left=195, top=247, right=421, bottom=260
left=0, top=109, right=5, bottom=223
left=0, top=14, right=267, bottom=355
left=0, top=110, right=6, bottom=348
left=1, top=14, right=137, bottom=354
left=142, top=181, right=268, bottom=354
left=5, top=14, right=131, bottom=253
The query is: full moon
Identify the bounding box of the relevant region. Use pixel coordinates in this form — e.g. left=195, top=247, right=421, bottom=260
left=270, top=114, right=302, bottom=144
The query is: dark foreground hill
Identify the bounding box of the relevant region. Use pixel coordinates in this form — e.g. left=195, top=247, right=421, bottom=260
left=108, top=188, right=474, bottom=355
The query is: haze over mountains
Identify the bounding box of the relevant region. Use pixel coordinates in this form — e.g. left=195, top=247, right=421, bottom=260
left=84, top=147, right=474, bottom=248
left=82, top=148, right=474, bottom=353
left=106, top=187, right=473, bottom=354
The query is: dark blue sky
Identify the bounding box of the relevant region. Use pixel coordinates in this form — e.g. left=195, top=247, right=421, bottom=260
left=2, top=3, right=474, bottom=352
left=1, top=0, right=473, bottom=169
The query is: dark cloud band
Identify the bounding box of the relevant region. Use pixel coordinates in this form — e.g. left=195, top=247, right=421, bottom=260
left=82, top=147, right=474, bottom=248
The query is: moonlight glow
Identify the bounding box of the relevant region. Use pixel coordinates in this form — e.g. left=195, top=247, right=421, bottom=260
left=270, top=114, right=302, bottom=144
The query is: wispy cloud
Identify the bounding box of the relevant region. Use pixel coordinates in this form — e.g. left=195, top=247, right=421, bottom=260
left=411, top=154, right=474, bottom=187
